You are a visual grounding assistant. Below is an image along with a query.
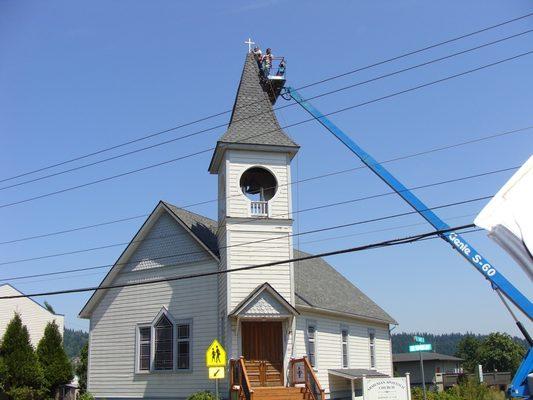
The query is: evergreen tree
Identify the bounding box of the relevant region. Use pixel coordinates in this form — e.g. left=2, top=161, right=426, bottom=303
left=0, top=313, right=43, bottom=391
left=37, top=321, right=74, bottom=396
left=76, top=342, right=89, bottom=393
left=455, top=335, right=482, bottom=372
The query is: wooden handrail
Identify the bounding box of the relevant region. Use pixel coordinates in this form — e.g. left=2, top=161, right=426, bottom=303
left=239, top=357, right=254, bottom=399
left=229, top=358, right=254, bottom=400
left=289, top=357, right=325, bottom=400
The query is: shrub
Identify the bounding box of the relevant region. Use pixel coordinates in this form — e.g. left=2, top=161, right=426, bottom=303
left=79, top=392, right=95, bottom=400
left=5, top=387, right=46, bottom=400
left=187, top=391, right=218, bottom=400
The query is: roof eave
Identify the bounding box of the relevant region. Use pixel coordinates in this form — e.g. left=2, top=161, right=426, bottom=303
left=295, top=303, right=397, bottom=325
left=208, top=141, right=300, bottom=174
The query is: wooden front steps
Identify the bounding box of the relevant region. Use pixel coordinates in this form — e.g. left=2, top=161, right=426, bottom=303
left=253, top=386, right=310, bottom=400
left=244, top=360, right=283, bottom=387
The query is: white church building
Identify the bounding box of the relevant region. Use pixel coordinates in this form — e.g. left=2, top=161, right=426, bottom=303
left=79, top=53, right=397, bottom=400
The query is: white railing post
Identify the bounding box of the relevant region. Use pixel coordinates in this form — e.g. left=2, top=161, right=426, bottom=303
left=250, top=201, right=268, bottom=217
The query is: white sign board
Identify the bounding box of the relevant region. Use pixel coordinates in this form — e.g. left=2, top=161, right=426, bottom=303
left=363, top=377, right=409, bottom=400
left=292, top=361, right=305, bottom=384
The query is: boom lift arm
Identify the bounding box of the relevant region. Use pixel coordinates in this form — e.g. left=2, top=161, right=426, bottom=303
left=285, top=87, right=533, bottom=398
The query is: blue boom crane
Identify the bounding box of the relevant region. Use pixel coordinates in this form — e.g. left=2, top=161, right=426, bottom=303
left=283, top=86, right=532, bottom=398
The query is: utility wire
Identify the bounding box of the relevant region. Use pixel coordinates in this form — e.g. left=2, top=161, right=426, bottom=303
left=0, top=224, right=476, bottom=299
left=2, top=11, right=531, bottom=185
left=2, top=29, right=531, bottom=192
left=2, top=212, right=480, bottom=283
left=0, top=196, right=491, bottom=282
left=0, top=165, right=513, bottom=266
left=0, top=124, right=528, bottom=246
left=1, top=50, right=531, bottom=210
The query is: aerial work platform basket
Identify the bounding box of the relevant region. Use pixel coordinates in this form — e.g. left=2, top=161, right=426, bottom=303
left=258, top=56, right=286, bottom=103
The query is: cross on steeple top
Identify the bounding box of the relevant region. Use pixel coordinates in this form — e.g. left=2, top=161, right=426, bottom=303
left=244, top=37, right=255, bottom=53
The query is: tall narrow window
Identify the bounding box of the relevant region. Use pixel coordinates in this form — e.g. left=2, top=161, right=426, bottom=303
left=177, top=321, right=191, bottom=370
left=341, top=326, right=349, bottom=368
left=154, top=315, right=174, bottom=370
left=306, top=321, right=317, bottom=367
left=138, top=326, right=151, bottom=371
left=369, top=329, right=376, bottom=369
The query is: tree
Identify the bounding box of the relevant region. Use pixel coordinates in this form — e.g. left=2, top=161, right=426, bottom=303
left=76, top=342, right=89, bottom=393
left=477, top=332, right=525, bottom=375
left=455, top=335, right=481, bottom=372
left=37, top=321, right=74, bottom=396
left=0, top=313, right=43, bottom=391
left=44, top=301, right=56, bottom=314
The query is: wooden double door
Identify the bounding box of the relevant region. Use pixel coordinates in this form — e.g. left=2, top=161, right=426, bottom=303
left=242, top=321, right=284, bottom=387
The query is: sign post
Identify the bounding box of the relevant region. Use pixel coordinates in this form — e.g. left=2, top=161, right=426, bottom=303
left=409, top=340, right=432, bottom=400
left=206, top=339, right=227, bottom=399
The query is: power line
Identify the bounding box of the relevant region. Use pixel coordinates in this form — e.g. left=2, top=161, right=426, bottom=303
left=0, top=223, right=476, bottom=299
left=0, top=196, right=491, bottom=282
left=2, top=11, right=531, bottom=185
left=0, top=124, right=528, bottom=246
left=0, top=166, right=514, bottom=266
left=1, top=50, right=531, bottom=210
left=2, top=212, right=480, bottom=284
left=2, top=29, right=531, bottom=192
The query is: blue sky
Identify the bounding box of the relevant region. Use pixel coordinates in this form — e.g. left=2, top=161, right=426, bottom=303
left=0, top=0, right=532, bottom=338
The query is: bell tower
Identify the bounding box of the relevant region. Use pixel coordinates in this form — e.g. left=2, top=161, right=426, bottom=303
left=208, top=52, right=299, bottom=353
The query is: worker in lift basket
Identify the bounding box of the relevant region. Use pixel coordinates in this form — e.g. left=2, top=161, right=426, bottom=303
left=262, top=48, right=273, bottom=76
left=277, top=59, right=286, bottom=76
left=253, top=46, right=262, bottom=61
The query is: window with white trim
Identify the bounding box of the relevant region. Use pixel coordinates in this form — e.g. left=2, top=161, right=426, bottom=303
left=154, top=314, right=174, bottom=370
left=341, top=326, right=349, bottom=368
left=138, top=326, right=151, bottom=371
left=177, top=321, right=191, bottom=370
left=306, top=321, right=317, bottom=367
left=369, top=329, right=376, bottom=369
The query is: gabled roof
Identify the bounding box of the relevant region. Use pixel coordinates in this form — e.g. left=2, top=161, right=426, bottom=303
left=156, top=205, right=396, bottom=325
left=393, top=353, right=463, bottom=363
left=79, top=201, right=219, bottom=318
left=209, top=53, right=299, bottom=173
left=229, top=282, right=299, bottom=317
left=293, top=249, right=397, bottom=324
left=0, top=283, right=63, bottom=317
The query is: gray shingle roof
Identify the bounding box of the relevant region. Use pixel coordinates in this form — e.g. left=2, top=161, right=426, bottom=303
left=393, top=353, right=463, bottom=363
left=294, top=249, right=397, bottom=324
left=218, top=53, right=298, bottom=148
left=164, top=204, right=396, bottom=324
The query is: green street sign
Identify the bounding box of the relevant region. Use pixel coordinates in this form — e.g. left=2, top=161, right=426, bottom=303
left=409, top=343, right=432, bottom=352
left=414, top=336, right=425, bottom=343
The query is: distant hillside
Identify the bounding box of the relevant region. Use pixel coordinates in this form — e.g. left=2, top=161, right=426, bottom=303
left=392, top=332, right=528, bottom=355
left=64, top=328, right=89, bottom=359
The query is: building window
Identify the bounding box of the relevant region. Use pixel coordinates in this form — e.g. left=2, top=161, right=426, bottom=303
left=306, top=321, right=317, bottom=367
left=138, top=326, right=151, bottom=371
left=177, top=321, right=191, bottom=370
left=369, top=329, right=376, bottom=369
left=154, top=314, right=174, bottom=370
left=341, top=326, right=349, bottom=368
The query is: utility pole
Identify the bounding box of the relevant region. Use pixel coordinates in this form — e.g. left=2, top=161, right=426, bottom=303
left=419, top=350, right=427, bottom=400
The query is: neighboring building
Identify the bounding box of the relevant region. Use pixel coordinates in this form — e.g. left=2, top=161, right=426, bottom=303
left=79, top=52, right=397, bottom=400
left=393, top=352, right=463, bottom=386
left=0, top=283, right=65, bottom=347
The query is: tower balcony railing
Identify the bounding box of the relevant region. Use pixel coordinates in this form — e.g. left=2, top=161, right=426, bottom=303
left=250, top=201, right=268, bottom=217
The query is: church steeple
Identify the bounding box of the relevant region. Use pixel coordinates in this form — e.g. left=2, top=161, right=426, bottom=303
left=208, top=53, right=299, bottom=174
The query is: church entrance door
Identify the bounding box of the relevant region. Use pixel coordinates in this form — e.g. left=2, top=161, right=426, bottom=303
left=241, top=321, right=284, bottom=387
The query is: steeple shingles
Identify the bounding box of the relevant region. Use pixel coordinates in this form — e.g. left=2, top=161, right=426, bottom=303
left=219, top=53, right=298, bottom=147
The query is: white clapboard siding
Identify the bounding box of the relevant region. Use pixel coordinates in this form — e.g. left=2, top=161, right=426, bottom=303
left=0, top=284, right=64, bottom=348
left=87, top=211, right=220, bottom=399
left=226, top=222, right=293, bottom=309
left=293, top=311, right=392, bottom=396
left=224, top=150, right=291, bottom=219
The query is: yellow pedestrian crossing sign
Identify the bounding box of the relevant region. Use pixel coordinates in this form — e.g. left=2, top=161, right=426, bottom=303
left=206, top=339, right=226, bottom=367
left=209, top=366, right=225, bottom=379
